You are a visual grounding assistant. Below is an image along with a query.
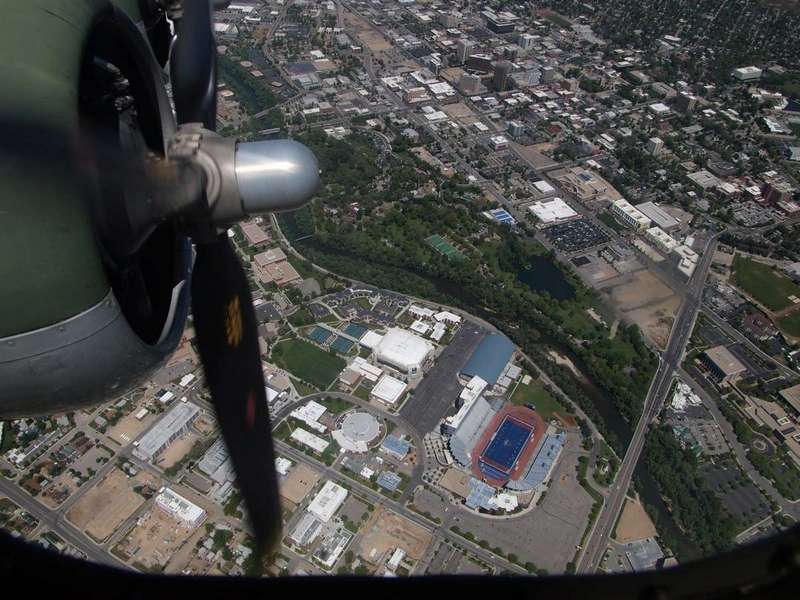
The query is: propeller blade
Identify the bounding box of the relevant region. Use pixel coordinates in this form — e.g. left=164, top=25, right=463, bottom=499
left=190, top=234, right=282, bottom=552
left=170, top=0, right=217, bottom=128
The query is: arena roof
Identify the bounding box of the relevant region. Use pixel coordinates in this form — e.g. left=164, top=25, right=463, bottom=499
left=461, top=334, right=515, bottom=385
left=375, top=328, right=434, bottom=374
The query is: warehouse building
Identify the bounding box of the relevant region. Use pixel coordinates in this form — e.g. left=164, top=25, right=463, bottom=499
left=374, top=328, right=434, bottom=375
left=308, top=481, right=348, bottom=522
left=635, top=202, right=679, bottom=231
left=133, top=401, right=200, bottom=462
left=701, top=346, right=747, bottom=383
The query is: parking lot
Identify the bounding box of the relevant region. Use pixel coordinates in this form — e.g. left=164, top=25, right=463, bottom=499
left=449, top=431, right=592, bottom=572
left=699, top=460, right=772, bottom=527
left=545, top=219, right=609, bottom=253
left=400, top=325, right=486, bottom=435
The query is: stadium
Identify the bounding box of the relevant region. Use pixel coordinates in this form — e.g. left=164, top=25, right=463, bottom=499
left=448, top=399, right=564, bottom=494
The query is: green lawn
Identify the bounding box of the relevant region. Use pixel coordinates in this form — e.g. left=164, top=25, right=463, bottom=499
left=732, top=255, right=800, bottom=312
left=778, top=311, right=800, bottom=337
left=271, top=339, right=345, bottom=389
left=321, top=396, right=353, bottom=415
left=510, top=379, right=567, bottom=419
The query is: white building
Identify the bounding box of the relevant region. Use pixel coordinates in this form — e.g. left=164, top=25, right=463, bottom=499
left=434, top=311, right=461, bottom=324
left=533, top=180, right=556, bottom=198
left=645, top=227, right=678, bottom=255
left=133, top=401, right=200, bottom=462
left=155, top=487, right=206, bottom=528
left=647, top=137, right=664, bottom=156
left=308, top=481, right=348, bottom=522
left=359, top=331, right=384, bottom=350
left=371, top=374, right=408, bottom=406
left=290, top=428, right=330, bottom=453
left=348, top=356, right=383, bottom=382
left=611, top=198, right=651, bottom=230
left=672, top=244, right=699, bottom=278
left=529, top=197, right=578, bottom=225
left=733, top=66, right=762, bottom=81
left=290, top=401, right=328, bottom=433
left=489, top=135, right=509, bottom=150
left=374, top=328, right=434, bottom=375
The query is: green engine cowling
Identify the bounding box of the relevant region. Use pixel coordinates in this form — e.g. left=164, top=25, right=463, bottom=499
left=0, top=1, right=192, bottom=417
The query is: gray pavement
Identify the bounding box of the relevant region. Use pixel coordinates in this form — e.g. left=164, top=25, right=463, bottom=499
left=400, top=324, right=486, bottom=434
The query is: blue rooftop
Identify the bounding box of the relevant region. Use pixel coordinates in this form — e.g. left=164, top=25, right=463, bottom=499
left=381, top=435, right=411, bottom=458
left=377, top=471, right=402, bottom=492
left=461, top=334, right=515, bottom=385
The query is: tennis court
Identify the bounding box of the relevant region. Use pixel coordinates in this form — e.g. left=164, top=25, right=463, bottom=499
left=343, top=323, right=367, bottom=339
left=330, top=336, right=354, bottom=354
left=425, top=234, right=464, bottom=260
left=480, top=417, right=533, bottom=473
left=307, top=326, right=333, bottom=345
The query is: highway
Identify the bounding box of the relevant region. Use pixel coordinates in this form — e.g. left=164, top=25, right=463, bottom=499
left=577, top=234, right=719, bottom=573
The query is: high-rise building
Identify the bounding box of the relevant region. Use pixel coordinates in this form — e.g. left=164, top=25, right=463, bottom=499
left=517, top=33, right=536, bottom=50
left=493, top=60, right=512, bottom=92
left=458, top=73, right=482, bottom=95
left=455, top=39, right=475, bottom=65
left=541, top=66, right=556, bottom=83
left=676, top=92, right=698, bottom=113
left=647, top=137, right=664, bottom=156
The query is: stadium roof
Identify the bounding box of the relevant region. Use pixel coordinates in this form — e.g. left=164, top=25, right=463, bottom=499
left=507, top=432, right=565, bottom=491
left=461, top=334, right=515, bottom=385
left=449, top=396, right=495, bottom=466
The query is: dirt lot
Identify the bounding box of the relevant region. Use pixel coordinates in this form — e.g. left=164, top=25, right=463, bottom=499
left=358, top=506, right=433, bottom=565
left=113, top=506, right=195, bottom=571
left=512, top=142, right=559, bottom=170
left=614, top=497, right=657, bottom=543
left=343, top=12, right=391, bottom=51
left=438, top=468, right=471, bottom=499
left=108, top=413, right=151, bottom=447
left=602, top=270, right=679, bottom=348
left=157, top=432, right=199, bottom=469
left=441, top=102, right=478, bottom=123
left=67, top=468, right=157, bottom=542
left=279, top=463, right=321, bottom=506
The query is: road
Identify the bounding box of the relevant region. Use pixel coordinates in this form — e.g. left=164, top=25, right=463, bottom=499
left=577, top=234, right=719, bottom=573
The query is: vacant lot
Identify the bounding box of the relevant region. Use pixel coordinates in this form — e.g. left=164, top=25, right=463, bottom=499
left=510, top=379, right=566, bottom=419
left=67, top=469, right=155, bottom=542
left=113, top=507, right=195, bottom=572
left=732, top=255, right=800, bottom=312
left=603, top=270, right=679, bottom=348
left=157, top=432, right=199, bottom=469
left=358, top=506, right=433, bottom=565
left=279, top=462, right=321, bottom=507
left=107, top=413, right=150, bottom=447
left=614, top=497, right=657, bottom=543
left=271, top=339, right=345, bottom=389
